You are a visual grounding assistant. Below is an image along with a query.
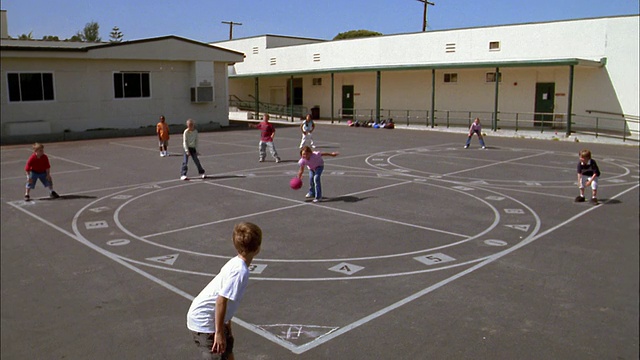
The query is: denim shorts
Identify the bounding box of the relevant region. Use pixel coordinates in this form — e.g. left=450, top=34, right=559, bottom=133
left=26, top=171, right=51, bottom=189
left=191, top=329, right=234, bottom=360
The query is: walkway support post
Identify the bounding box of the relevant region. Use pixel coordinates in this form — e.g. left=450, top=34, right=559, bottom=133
left=254, top=77, right=259, bottom=120
left=431, top=69, right=436, bottom=128
left=289, top=76, right=294, bottom=122
left=331, top=73, right=335, bottom=123
left=566, top=65, right=574, bottom=136
left=493, top=67, right=500, bottom=131
left=376, top=71, right=381, bottom=123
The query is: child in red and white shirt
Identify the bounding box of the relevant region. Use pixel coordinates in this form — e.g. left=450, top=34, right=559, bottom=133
left=24, top=142, right=59, bottom=201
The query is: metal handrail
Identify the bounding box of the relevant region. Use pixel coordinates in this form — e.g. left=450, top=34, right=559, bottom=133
left=336, top=108, right=639, bottom=142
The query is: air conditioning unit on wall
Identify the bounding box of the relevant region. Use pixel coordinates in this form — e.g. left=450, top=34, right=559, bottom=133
left=190, top=86, right=214, bottom=103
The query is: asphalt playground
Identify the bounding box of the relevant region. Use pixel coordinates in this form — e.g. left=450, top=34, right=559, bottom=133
left=1, top=122, right=638, bottom=360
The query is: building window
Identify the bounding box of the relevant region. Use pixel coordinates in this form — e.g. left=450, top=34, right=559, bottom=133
left=444, top=73, right=458, bottom=83
left=312, top=78, right=322, bottom=86
left=489, top=41, right=500, bottom=51
left=7, top=72, right=55, bottom=102
left=114, top=72, right=150, bottom=98
left=486, top=72, right=502, bottom=83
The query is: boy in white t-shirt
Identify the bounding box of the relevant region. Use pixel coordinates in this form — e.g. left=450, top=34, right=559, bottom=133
left=187, top=222, right=262, bottom=359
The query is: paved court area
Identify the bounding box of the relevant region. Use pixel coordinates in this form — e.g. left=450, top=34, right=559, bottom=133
left=1, top=123, right=638, bottom=359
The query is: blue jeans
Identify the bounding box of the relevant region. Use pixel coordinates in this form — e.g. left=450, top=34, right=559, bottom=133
left=181, top=147, right=205, bottom=176
left=307, top=166, right=324, bottom=200
left=465, top=130, right=486, bottom=147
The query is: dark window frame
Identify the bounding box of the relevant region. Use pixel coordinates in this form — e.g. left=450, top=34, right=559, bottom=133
left=113, top=72, right=151, bottom=99
left=7, top=72, right=55, bottom=102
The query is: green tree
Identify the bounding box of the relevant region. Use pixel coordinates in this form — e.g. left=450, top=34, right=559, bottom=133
left=333, top=29, right=382, bottom=40
left=18, top=31, right=33, bottom=40
left=42, top=35, right=60, bottom=41
left=109, top=26, right=123, bottom=42
left=73, top=21, right=102, bottom=42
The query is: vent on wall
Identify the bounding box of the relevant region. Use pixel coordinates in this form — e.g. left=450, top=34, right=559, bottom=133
left=252, top=47, right=259, bottom=54
left=312, top=78, right=322, bottom=86
left=191, top=86, right=213, bottom=102
left=313, top=53, right=321, bottom=62
left=270, top=57, right=277, bottom=66
left=445, top=43, right=456, bottom=53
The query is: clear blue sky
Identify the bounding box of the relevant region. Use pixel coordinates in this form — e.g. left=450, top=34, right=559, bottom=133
left=3, top=0, right=638, bottom=42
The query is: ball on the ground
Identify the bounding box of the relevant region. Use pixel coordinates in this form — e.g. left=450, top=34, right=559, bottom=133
left=290, top=177, right=302, bottom=190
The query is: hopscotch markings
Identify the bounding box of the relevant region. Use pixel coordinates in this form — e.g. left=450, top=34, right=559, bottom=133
left=484, top=239, right=508, bottom=246
left=414, top=253, right=456, bottom=266
left=106, top=239, right=130, bottom=246
left=504, top=208, right=525, bottom=214
left=146, top=254, right=179, bottom=265
left=329, top=262, right=364, bottom=275
left=522, top=181, right=542, bottom=186
left=249, top=264, right=268, bottom=274
left=111, top=195, right=133, bottom=200
left=85, top=221, right=109, bottom=230
left=256, top=324, right=339, bottom=345
left=89, top=206, right=110, bottom=213
left=505, top=224, right=531, bottom=232
left=486, top=196, right=505, bottom=201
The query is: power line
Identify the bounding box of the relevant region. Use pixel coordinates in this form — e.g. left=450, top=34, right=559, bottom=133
left=221, top=21, right=242, bottom=40
left=416, top=0, right=435, bottom=32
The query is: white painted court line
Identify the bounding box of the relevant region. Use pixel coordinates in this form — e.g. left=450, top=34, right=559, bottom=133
left=443, top=151, right=552, bottom=176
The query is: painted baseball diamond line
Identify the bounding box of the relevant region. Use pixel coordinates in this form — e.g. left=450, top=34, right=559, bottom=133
left=6, top=143, right=638, bottom=354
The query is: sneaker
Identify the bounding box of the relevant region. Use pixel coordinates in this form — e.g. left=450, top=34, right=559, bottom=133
left=312, top=199, right=319, bottom=203
left=180, top=175, right=188, bottom=180
left=312, top=145, right=316, bottom=149
left=464, top=145, right=469, bottom=149
left=574, top=196, right=585, bottom=202
left=50, top=191, right=60, bottom=199
left=275, top=157, right=281, bottom=163
left=160, top=152, right=164, bottom=157
left=305, top=193, right=314, bottom=198
left=590, top=198, right=599, bottom=204
left=24, top=194, right=30, bottom=201
left=201, top=173, right=206, bottom=179
left=259, top=158, right=265, bottom=162
left=482, top=146, right=486, bottom=149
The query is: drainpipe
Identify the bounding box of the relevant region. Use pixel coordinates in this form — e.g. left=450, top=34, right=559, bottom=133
left=331, top=73, right=335, bottom=123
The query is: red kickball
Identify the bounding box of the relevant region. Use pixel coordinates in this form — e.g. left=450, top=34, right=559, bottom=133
left=290, top=177, right=303, bottom=190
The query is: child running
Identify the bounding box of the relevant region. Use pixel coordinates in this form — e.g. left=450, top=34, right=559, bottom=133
left=24, top=142, right=59, bottom=201
left=249, top=114, right=281, bottom=163
left=187, top=222, right=262, bottom=360
left=296, top=146, right=338, bottom=203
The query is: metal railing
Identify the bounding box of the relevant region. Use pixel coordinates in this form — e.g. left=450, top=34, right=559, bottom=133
left=230, top=98, right=308, bottom=120
left=337, top=108, right=639, bottom=142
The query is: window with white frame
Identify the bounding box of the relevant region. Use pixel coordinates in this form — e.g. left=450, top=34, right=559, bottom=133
left=444, top=73, right=458, bottom=83
left=113, top=72, right=150, bottom=99
left=489, top=41, right=500, bottom=51
left=7, top=72, right=55, bottom=102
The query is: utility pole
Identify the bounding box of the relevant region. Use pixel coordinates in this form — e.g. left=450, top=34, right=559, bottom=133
left=221, top=21, right=242, bottom=40
left=416, top=0, right=435, bottom=32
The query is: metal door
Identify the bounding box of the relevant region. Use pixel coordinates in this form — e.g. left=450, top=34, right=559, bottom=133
left=534, top=83, right=555, bottom=127
left=342, top=85, right=354, bottom=119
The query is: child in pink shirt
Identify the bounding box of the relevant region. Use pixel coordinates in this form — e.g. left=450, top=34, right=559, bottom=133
left=296, top=146, right=338, bottom=202
left=464, top=118, right=486, bottom=149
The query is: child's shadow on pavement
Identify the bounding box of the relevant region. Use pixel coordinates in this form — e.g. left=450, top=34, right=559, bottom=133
left=323, top=196, right=371, bottom=203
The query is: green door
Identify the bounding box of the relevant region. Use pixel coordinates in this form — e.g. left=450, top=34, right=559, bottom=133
left=534, top=83, right=555, bottom=127
left=342, top=85, right=354, bottom=119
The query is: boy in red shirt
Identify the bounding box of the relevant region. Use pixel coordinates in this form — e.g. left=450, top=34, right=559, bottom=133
left=24, top=142, right=59, bottom=201
left=249, top=114, right=281, bottom=163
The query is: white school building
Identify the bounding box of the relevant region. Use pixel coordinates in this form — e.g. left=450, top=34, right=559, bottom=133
left=215, top=15, right=639, bottom=137
left=0, top=10, right=244, bottom=137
